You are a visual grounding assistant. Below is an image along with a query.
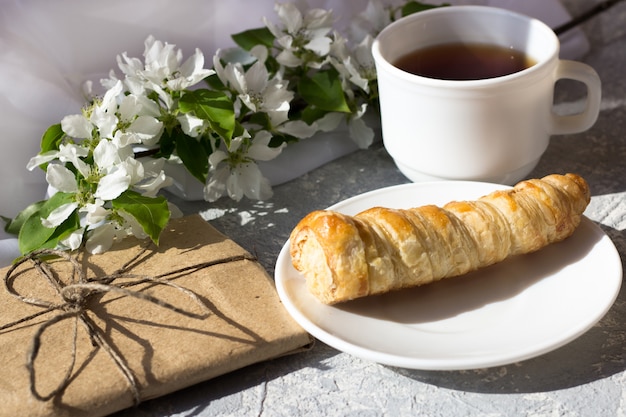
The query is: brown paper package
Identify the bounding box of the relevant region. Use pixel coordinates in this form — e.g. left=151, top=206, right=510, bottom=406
left=0, top=215, right=312, bottom=417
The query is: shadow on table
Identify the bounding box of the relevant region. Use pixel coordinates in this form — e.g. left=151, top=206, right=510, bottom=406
left=390, top=222, right=626, bottom=394
left=111, top=342, right=340, bottom=417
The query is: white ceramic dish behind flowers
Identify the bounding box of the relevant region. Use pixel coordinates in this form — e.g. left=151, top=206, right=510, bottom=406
left=0, top=0, right=588, bottom=248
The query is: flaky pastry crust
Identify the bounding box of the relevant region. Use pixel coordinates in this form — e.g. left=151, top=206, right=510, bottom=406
left=289, top=173, right=591, bottom=304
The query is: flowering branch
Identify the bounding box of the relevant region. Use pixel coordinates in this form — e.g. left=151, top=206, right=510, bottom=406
left=3, top=0, right=445, bottom=255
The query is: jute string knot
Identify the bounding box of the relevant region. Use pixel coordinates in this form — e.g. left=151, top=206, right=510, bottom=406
left=0, top=246, right=257, bottom=405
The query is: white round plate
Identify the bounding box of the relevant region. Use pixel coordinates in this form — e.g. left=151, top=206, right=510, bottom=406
left=274, top=181, right=623, bottom=370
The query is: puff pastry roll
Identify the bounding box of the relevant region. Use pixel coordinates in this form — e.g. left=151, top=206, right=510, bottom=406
left=289, top=173, right=590, bottom=304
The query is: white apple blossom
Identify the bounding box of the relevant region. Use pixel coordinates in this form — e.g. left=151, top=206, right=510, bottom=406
left=349, top=0, right=393, bottom=42
left=204, top=130, right=283, bottom=201
left=113, top=93, right=163, bottom=147
left=89, top=81, right=123, bottom=140
left=213, top=49, right=294, bottom=127
left=331, top=35, right=376, bottom=93
left=80, top=199, right=109, bottom=225
left=109, top=35, right=214, bottom=109
left=27, top=143, right=90, bottom=178
left=264, top=2, right=335, bottom=68
left=91, top=140, right=141, bottom=200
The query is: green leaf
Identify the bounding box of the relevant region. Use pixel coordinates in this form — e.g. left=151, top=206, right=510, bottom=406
left=32, top=123, right=66, bottom=171
left=19, top=211, right=80, bottom=254
left=153, top=129, right=177, bottom=159
left=179, top=89, right=236, bottom=140
left=112, top=190, right=170, bottom=245
left=18, top=192, right=78, bottom=254
left=205, top=72, right=227, bottom=91
left=300, top=105, right=329, bottom=125
left=41, top=123, right=65, bottom=153
left=247, top=112, right=271, bottom=129
left=298, top=70, right=351, bottom=113
left=401, top=2, right=449, bottom=17
left=3, top=200, right=46, bottom=235
left=267, top=133, right=298, bottom=148
left=175, top=132, right=210, bottom=184
left=231, top=27, right=275, bottom=51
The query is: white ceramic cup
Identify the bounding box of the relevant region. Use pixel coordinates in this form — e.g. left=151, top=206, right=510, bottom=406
left=372, top=5, right=601, bottom=184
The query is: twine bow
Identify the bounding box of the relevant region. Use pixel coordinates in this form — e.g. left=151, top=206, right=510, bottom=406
left=0, top=247, right=256, bottom=405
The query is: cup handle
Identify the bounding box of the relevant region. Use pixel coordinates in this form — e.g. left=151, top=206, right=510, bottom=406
left=550, top=60, right=602, bottom=135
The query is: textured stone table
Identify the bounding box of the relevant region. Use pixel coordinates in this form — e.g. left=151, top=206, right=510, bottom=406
left=112, top=2, right=626, bottom=416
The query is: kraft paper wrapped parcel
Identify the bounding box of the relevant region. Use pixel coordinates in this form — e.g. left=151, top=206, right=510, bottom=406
left=0, top=215, right=312, bottom=417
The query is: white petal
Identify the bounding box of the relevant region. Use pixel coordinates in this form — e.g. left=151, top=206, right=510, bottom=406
left=262, top=82, right=293, bottom=112
left=128, top=116, right=163, bottom=145
left=81, top=200, right=109, bottom=225
left=226, top=171, right=244, bottom=202
left=151, top=84, right=174, bottom=110
left=245, top=61, right=269, bottom=93
left=61, top=114, right=93, bottom=139
left=119, top=211, right=148, bottom=239
left=314, top=112, right=344, bottom=133
left=250, top=45, right=268, bottom=64
left=122, top=157, right=145, bottom=184
left=135, top=170, right=173, bottom=197
left=57, top=144, right=91, bottom=178
left=85, top=223, right=116, bottom=254
left=27, top=151, right=59, bottom=171
left=239, top=163, right=272, bottom=200
left=348, top=117, right=375, bottom=149
left=263, top=17, right=282, bottom=39
left=276, top=50, right=301, bottom=68
left=208, top=150, right=228, bottom=168
left=113, top=131, right=142, bottom=148
left=277, top=3, right=303, bottom=34
left=57, top=143, right=89, bottom=159
left=304, top=8, right=334, bottom=29
left=60, top=227, right=85, bottom=251
left=212, top=49, right=229, bottom=86
left=93, top=140, right=121, bottom=170
left=46, top=164, right=78, bottom=192
left=227, top=135, right=246, bottom=152
left=305, top=36, right=332, bottom=56
left=177, top=114, right=206, bottom=138
left=226, top=63, right=247, bottom=94
left=95, top=168, right=131, bottom=200
left=277, top=120, right=318, bottom=138
left=178, top=49, right=214, bottom=84
left=134, top=94, right=161, bottom=117
left=204, top=166, right=230, bottom=202
left=118, top=95, right=142, bottom=122
left=247, top=131, right=285, bottom=161
left=116, top=52, right=143, bottom=79
left=41, top=202, right=78, bottom=228
left=91, top=107, right=118, bottom=139
left=100, top=80, right=123, bottom=114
